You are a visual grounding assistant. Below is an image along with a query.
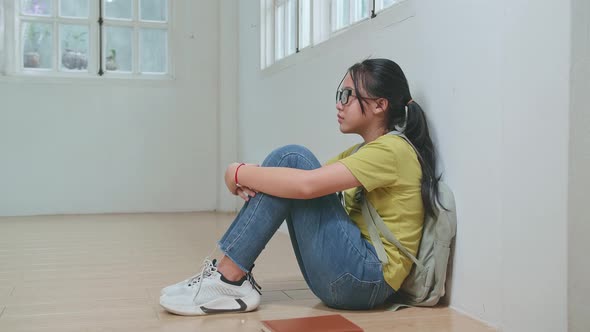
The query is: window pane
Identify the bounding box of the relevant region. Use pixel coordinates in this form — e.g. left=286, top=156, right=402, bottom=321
left=274, top=4, right=284, bottom=60
left=60, top=0, right=89, bottom=18
left=105, top=26, right=132, bottom=72
left=342, top=0, right=351, bottom=26
left=351, top=0, right=369, bottom=23
left=299, top=0, right=311, bottom=49
left=262, top=0, right=274, bottom=68
left=21, top=0, right=52, bottom=16
left=332, top=0, right=350, bottom=31
left=0, top=4, right=4, bottom=64
left=22, top=22, right=53, bottom=69
left=60, top=24, right=89, bottom=71
left=140, top=0, right=167, bottom=22
left=140, top=28, right=166, bottom=73
left=104, top=0, right=132, bottom=20
left=285, top=0, right=296, bottom=55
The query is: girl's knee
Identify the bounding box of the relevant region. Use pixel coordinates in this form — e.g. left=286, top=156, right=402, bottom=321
left=262, top=144, right=319, bottom=168
left=274, top=144, right=313, bottom=156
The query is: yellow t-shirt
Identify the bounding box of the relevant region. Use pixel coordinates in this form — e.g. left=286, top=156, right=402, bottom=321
left=327, top=134, right=424, bottom=290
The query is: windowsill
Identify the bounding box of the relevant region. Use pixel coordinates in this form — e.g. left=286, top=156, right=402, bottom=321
left=0, top=71, right=176, bottom=87
left=261, top=0, right=415, bottom=77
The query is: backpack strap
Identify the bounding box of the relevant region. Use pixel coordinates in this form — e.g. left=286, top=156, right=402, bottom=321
left=361, top=193, right=424, bottom=270
left=360, top=197, right=389, bottom=264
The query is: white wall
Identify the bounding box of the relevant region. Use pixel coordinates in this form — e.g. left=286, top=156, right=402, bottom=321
left=238, top=0, right=571, bottom=331
left=569, top=0, right=590, bottom=331
left=499, top=1, right=569, bottom=331
left=0, top=1, right=222, bottom=216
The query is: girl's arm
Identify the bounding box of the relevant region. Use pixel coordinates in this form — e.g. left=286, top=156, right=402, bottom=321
left=225, top=163, right=361, bottom=199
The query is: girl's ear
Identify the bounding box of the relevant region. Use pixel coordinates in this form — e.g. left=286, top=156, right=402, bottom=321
left=373, top=98, right=389, bottom=115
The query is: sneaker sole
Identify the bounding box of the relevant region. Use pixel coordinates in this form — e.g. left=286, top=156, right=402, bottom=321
left=159, top=290, right=260, bottom=316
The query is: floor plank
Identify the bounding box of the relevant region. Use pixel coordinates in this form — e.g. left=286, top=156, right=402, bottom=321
left=283, top=288, right=318, bottom=300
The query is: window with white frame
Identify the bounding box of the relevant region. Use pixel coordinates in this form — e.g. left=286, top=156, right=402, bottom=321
left=8, top=0, right=169, bottom=77
left=331, top=0, right=370, bottom=32
left=261, top=0, right=400, bottom=69
left=260, top=0, right=311, bottom=68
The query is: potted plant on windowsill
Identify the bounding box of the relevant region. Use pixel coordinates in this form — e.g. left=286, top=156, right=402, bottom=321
left=105, top=49, right=118, bottom=71
left=62, top=31, right=88, bottom=70
left=23, top=24, right=49, bottom=68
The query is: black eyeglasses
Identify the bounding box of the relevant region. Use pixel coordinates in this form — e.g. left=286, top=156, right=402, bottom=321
left=336, top=88, right=380, bottom=106
left=336, top=88, right=356, bottom=105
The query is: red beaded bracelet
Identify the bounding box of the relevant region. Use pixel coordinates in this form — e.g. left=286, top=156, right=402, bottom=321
left=234, top=163, right=246, bottom=187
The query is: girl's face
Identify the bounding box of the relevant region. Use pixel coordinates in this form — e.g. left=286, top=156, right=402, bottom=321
left=336, top=74, right=378, bottom=134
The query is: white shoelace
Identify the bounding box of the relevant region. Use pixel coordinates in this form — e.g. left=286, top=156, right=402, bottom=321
left=186, top=247, right=218, bottom=286
left=187, top=258, right=216, bottom=286
left=190, top=258, right=218, bottom=302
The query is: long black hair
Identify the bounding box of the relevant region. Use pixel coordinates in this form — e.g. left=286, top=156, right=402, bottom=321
left=348, top=58, right=442, bottom=218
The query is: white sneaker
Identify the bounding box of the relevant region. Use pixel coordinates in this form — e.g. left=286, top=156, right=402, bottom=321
left=159, top=259, right=262, bottom=316
left=161, top=258, right=217, bottom=297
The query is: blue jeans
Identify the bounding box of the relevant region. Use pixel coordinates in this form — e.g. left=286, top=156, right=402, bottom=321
left=218, top=145, right=395, bottom=310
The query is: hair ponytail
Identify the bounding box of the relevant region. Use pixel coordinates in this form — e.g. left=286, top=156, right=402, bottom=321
left=404, top=100, right=442, bottom=218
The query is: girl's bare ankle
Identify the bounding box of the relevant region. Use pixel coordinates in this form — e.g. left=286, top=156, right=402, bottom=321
left=217, top=256, right=246, bottom=282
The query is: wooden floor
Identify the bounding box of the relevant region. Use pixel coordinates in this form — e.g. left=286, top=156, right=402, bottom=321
left=0, top=212, right=495, bottom=332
